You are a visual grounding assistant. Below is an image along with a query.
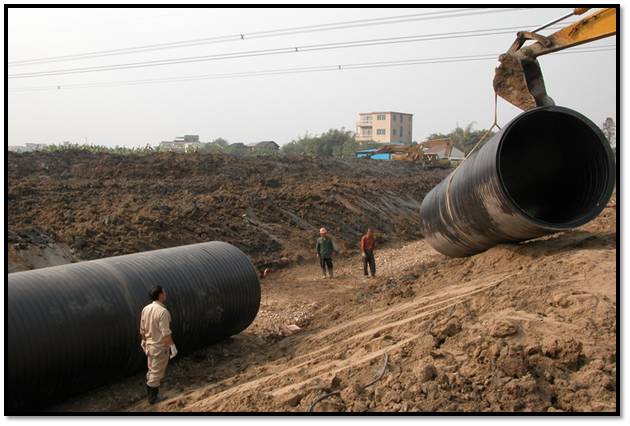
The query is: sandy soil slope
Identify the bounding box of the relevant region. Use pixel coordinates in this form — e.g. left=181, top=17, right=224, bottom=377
left=50, top=195, right=616, bottom=413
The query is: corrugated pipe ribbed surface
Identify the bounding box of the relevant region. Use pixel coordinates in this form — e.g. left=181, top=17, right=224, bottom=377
left=419, top=106, right=615, bottom=257
left=7, top=241, right=260, bottom=411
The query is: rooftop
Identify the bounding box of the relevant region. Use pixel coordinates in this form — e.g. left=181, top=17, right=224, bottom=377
left=359, top=111, right=413, bottom=116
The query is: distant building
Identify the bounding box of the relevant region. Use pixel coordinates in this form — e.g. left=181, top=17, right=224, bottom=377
left=159, top=135, right=202, bottom=152
left=419, top=139, right=464, bottom=160
left=172, top=135, right=200, bottom=143
left=183, top=135, right=199, bottom=143
left=25, top=143, right=48, bottom=151
left=356, top=111, right=413, bottom=144
left=228, top=142, right=247, bottom=149
left=247, top=141, right=280, bottom=152
left=158, top=141, right=181, bottom=152
left=8, top=143, right=47, bottom=153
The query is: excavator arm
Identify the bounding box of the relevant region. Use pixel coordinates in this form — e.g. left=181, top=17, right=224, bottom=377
left=370, top=140, right=452, bottom=168
left=373, top=144, right=426, bottom=161
left=494, top=8, right=616, bottom=111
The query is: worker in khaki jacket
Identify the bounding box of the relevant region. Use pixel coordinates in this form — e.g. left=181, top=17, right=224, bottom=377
left=140, top=286, right=177, bottom=404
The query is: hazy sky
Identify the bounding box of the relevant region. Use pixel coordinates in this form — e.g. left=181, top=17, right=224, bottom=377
left=7, top=7, right=617, bottom=147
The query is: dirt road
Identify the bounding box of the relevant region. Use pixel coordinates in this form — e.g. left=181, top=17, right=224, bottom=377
left=51, top=195, right=616, bottom=413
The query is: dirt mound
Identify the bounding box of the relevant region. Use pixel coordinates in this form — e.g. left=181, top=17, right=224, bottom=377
left=7, top=227, right=77, bottom=272
left=9, top=151, right=616, bottom=413
left=8, top=151, right=448, bottom=270
left=49, top=196, right=616, bottom=413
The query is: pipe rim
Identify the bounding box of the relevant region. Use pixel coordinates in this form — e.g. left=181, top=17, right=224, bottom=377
left=496, top=105, right=616, bottom=230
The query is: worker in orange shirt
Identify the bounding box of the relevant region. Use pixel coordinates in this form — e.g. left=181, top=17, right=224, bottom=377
left=360, top=228, right=376, bottom=278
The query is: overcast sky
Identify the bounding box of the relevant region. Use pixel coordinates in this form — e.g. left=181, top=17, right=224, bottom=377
left=7, top=7, right=617, bottom=147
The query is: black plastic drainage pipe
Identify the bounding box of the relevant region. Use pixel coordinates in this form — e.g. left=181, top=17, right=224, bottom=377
left=419, top=106, right=615, bottom=257
left=7, top=241, right=260, bottom=411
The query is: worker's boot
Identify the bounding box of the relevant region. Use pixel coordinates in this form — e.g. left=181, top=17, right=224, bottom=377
left=152, top=387, right=167, bottom=404
left=147, top=385, right=156, bottom=404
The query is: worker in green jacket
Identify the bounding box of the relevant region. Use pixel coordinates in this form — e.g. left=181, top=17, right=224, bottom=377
left=315, top=227, right=338, bottom=278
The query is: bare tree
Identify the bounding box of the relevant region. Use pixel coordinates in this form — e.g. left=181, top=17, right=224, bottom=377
left=602, top=117, right=616, bottom=151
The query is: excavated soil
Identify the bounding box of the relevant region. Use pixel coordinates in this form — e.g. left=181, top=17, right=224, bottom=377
left=7, top=151, right=448, bottom=270
left=7, top=151, right=617, bottom=413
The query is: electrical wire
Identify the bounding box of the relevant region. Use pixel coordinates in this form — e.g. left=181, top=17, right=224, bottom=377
left=7, top=23, right=577, bottom=79
left=8, top=45, right=615, bottom=93
left=8, top=8, right=529, bottom=67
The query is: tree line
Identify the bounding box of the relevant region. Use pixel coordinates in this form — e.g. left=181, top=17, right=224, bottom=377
left=23, top=117, right=619, bottom=158
left=21, top=124, right=489, bottom=158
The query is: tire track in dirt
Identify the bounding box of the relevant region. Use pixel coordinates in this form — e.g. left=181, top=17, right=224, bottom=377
left=52, top=195, right=615, bottom=413
left=157, top=273, right=516, bottom=411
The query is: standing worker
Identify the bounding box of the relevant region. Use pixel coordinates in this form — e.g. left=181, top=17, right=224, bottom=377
left=315, top=227, right=338, bottom=278
left=360, top=228, right=377, bottom=278
left=140, top=285, right=178, bottom=405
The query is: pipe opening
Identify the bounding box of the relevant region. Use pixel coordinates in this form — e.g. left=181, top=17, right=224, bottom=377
left=498, top=109, right=614, bottom=227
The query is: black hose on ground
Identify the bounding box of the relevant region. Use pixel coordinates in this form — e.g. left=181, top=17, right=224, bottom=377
left=308, top=352, right=389, bottom=412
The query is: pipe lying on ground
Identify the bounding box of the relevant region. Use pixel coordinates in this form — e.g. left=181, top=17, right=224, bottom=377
left=7, top=241, right=260, bottom=412
left=419, top=106, right=615, bottom=257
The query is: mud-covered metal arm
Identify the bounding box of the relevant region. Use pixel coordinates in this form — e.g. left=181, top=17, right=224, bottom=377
left=494, top=8, right=616, bottom=111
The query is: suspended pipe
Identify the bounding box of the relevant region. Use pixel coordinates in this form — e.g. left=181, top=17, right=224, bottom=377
left=419, top=106, right=615, bottom=257
left=7, top=241, right=260, bottom=411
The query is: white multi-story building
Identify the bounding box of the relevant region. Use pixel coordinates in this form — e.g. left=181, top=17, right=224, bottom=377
left=356, top=111, right=413, bottom=144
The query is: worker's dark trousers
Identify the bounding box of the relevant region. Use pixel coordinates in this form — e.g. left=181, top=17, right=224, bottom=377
left=363, top=249, right=376, bottom=277
left=320, top=257, right=333, bottom=277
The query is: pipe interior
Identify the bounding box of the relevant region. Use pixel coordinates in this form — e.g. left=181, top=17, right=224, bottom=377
left=498, top=110, right=612, bottom=226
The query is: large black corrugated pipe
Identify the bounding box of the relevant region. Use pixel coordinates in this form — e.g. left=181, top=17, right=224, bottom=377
left=419, top=106, right=616, bottom=257
left=7, top=241, right=260, bottom=411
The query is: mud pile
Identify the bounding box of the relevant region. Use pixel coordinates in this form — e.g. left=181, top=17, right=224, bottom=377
left=51, top=196, right=616, bottom=413
left=8, top=151, right=448, bottom=269
left=8, top=150, right=616, bottom=413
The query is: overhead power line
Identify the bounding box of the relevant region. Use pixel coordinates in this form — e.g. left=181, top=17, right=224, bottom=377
left=8, top=22, right=574, bottom=79
left=8, top=8, right=529, bottom=67
left=8, top=45, right=615, bottom=93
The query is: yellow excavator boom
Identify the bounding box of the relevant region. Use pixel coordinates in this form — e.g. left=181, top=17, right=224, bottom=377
left=494, top=8, right=616, bottom=111
left=536, top=8, right=615, bottom=54
left=371, top=140, right=452, bottom=168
